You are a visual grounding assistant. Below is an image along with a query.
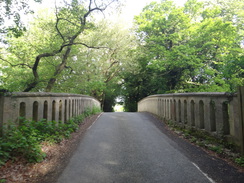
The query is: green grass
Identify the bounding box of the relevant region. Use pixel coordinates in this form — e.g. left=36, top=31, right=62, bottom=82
left=0, top=106, right=101, bottom=166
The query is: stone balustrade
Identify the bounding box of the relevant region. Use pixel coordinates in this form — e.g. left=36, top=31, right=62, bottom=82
left=0, top=92, right=101, bottom=135
left=138, top=91, right=244, bottom=152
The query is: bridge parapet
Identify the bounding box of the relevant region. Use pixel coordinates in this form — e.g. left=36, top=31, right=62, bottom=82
left=138, top=90, right=244, bottom=153
left=0, top=92, right=101, bottom=135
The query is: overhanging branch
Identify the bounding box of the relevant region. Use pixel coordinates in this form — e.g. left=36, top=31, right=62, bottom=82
left=0, top=57, right=32, bottom=69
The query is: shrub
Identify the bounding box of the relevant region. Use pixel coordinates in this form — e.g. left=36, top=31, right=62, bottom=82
left=0, top=106, right=101, bottom=166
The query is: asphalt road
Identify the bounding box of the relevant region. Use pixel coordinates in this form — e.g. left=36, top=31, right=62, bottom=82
left=56, top=112, right=243, bottom=183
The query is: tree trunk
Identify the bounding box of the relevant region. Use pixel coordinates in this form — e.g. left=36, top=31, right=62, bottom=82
left=45, top=46, right=72, bottom=92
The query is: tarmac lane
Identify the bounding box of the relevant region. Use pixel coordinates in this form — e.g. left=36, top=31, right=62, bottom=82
left=56, top=112, right=243, bottom=183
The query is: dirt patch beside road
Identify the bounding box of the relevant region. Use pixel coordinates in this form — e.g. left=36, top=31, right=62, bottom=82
left=0, top=113, right=101, bottom=183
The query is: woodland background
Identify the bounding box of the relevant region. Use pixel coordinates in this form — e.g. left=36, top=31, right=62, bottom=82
left=0, top=0, right=243, bottom=111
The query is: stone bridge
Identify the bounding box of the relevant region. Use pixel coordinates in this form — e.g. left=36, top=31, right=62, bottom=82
left=0, top=87, right=243, bottom=154
left=0, top=92, right=100, bottom=136
left=138, top=87, right=244, bottom=154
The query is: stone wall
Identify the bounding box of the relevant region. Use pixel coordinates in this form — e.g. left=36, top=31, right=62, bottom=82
left=138, top=92, right=244, bottom=152
left=0, top=92, right=101, bottom=135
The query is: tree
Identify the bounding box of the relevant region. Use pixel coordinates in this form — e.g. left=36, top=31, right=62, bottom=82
left=0, top=0, right=42, bottom=43
left=134, top=0, right=196, bottom=91
left=0, top=12, right=136, bottom=110
left=52, top=20, right=137, bottom=110
left=133, top=0, right=244, bottom=93
left=121, top=46, right=169, bottom=112
left=0, top=0, right=120, bottom=92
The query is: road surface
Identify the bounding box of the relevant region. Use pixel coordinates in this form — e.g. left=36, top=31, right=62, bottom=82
left=56, top=112, right=243, bottom=183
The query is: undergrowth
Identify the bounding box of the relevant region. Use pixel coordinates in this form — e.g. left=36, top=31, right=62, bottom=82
left=0, top=106, right=101, bottom=166
left=166, top=120, right=244, bottom=167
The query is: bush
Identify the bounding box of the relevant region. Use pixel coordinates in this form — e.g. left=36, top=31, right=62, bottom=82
left=0, top=106, right=101, bottom=166
left=235, top=157, right=244, bottom=167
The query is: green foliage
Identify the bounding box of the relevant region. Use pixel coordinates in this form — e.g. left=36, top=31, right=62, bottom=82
left=1, top=15, right=135, bottom=110
left=0, top=179, right=6, bottom=183
left=0, top=123, right=46, bottom=165
left=121, top=0, right=244, bottom=111
left=0, top=0, right=42, bottom=43
left=208, top=145, right=224, bottom=154
left=166, top=120, right=242, bottom=165
left=0, top=1, right=122, bottom=93
left=235, top=157, right=244, bottom=167
left=132, top=0, right=244, bottom=95
left=1, top=0, right=244, bottom=112
left=0, top=106, right=101, bottom=166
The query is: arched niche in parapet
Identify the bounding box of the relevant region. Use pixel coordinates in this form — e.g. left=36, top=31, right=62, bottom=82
left=199, top=100, right=204, bottom=129
left=19, top=102, right=26, bottom=124
left=184, top=100, right=187, bottom=124
left=59, top=100, right=62, bottom=122
left=69, top=99, right=72, bottom=118
left=43, top=101, right=48, bottom=121
left=210, top=100, right=216, bottom=132
left=72, top=99, right=75, bottom=117
left=64, top=100, right=67, bottom=123
left=190, top=100, right=195, bottom=126
left=178, top=99, right=182, bottom=123
left=52, top=100, right=56, bottom=121
left=173, top=99, right=176, bottom=121
left=33, top=101, right=38, bottom=122
left=222, top=101, right=230, bottom=135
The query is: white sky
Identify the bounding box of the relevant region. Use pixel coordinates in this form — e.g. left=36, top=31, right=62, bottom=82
left=34, top=0, right=187, bottom=26
left=119, top=0, right=187, bottom=26
left=121, top=0, right=186, bottom=19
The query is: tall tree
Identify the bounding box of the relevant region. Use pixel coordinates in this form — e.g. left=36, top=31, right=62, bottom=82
left=133, top=0, right=243, bottom=93
left=53, top=20, right=137, bottom=110
left=0, top=0, right=120, bottom=92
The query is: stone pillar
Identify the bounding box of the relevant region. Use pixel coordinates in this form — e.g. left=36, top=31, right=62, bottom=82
left=194, top=99, right=200, bottom=128
left=167, top=99, right=170, bottom=120
left=215, top=99, right=229, bottom=136
left=180, top=99, right=184, bottom=124
left=38, top=100, right=44, bottom=122
left=229, top=97, right=240, bottom=143
left=204, top=98, right=211, bottom=132
left=168, top=99, right=171, bottom=120
left=60, top=99, right=65, bottom=123
left=0, top=95, right=4, bottom=136
left=55, top=99, right=59, bottom=123
left=47, top=99, right=52, bottom=122
left=237, top=86, right=244, bottom=154
left=187, top=98, right=192, bottom=126
left=175, top=98, right=180, bottom=123
left=25, top=99, right=33, bottom=121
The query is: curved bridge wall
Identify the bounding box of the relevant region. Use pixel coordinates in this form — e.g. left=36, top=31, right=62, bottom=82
left=0, top=92, right=100, bottom=135
left=138, top=91, right=244, bottom=153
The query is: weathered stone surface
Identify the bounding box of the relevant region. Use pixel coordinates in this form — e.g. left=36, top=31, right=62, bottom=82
left=138, top=91, right=243, bottom=153
left=0, top=92, right=101, bottom=135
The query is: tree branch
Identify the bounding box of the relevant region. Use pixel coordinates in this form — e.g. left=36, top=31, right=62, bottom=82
left=65, top=65, right=74, bottom=74
left=72, top=42, right=110, bottom=49
left=105, top=67, right=121, bottom=83
left=55, top=17, right=65, bottom=42
left=23, top=0, right=117, bottom=92
left=0, top=57, right=32, bottom=69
